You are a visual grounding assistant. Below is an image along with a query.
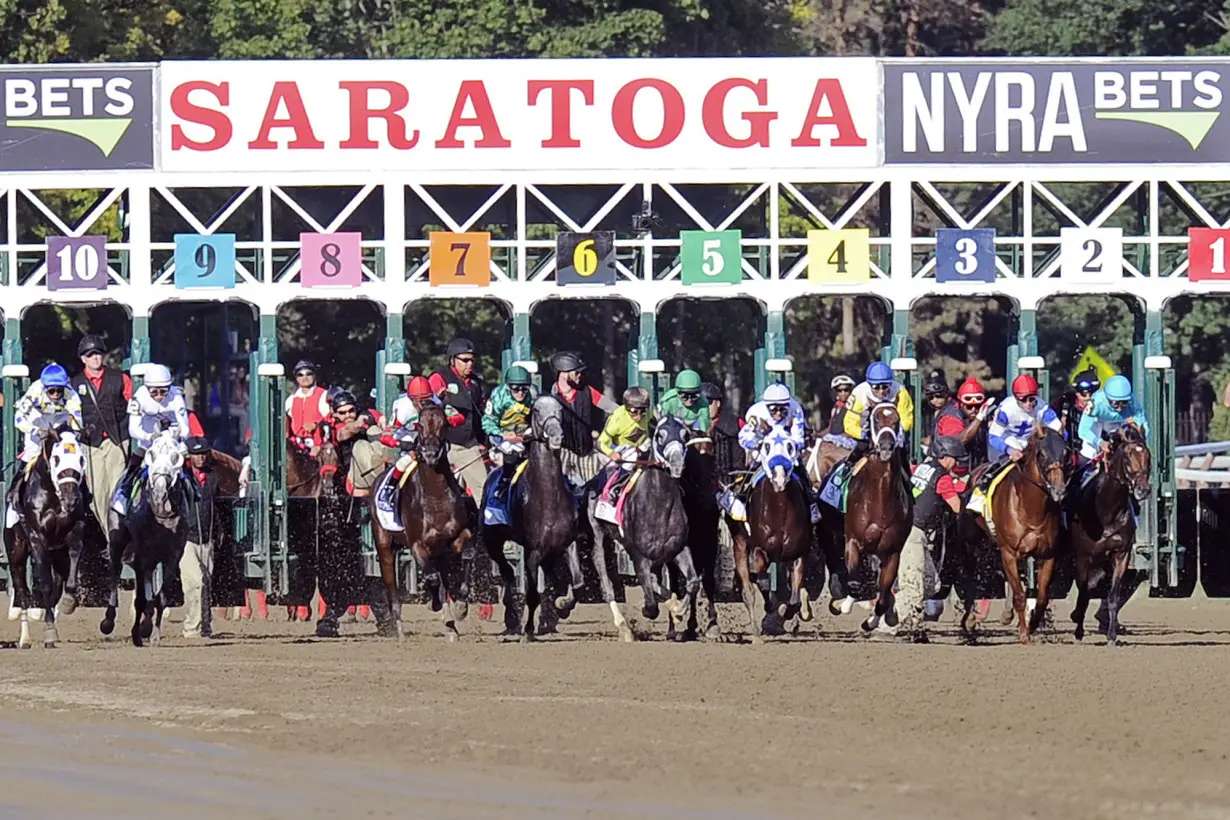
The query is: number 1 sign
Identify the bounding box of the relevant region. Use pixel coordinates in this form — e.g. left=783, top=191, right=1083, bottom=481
left=301, top=232, right=362, bottom=287
left=46, top=236, right=108, bottom=291
left=1188, top=228, right=1230, bottom=282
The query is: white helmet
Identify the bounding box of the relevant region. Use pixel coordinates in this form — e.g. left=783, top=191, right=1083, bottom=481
left=143, top=364, right=173, bottom=388
left=762, top=383, right=791, bottom=404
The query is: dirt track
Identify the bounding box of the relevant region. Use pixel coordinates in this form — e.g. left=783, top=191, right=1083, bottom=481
left=1, top=595, right=1229, bottom=819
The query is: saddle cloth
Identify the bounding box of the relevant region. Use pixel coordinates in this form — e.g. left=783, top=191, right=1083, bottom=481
left=819, top=456, right=867, bottom=513
left=481, top=460, right=529, bottom=527
left=373, top=462, right=419, bottom=532
left=595, top=468, right=644, bottom=530
left=967, top=462, right=1014, bottom=518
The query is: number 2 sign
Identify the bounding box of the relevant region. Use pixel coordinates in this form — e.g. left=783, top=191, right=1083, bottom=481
left=300, top=232, right=362, bottom=288
left=46, top=236, right=108, bottom=291
left=1060, top=227, right=1123, bottom=283
left=681, top=230, right=741, bottom=285
left=429, top=231, right=491, bottom=287
left=1188, top=227, right=1230, bottom=282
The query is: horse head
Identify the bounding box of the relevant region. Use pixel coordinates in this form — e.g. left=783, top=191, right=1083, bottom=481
left=145, top=430, right=186, bottom=518
left=653, top=416, right=689, bottom=479
left=758, top=427, right=799, bottom=493
left=47, top=429, right=86, bottom=507
left=414, top=403, right=448, bottom=466
left=1029, top=424, right=1068, bottom=503
left=1110, top=423, right=1153, bottom=502
left=530, top=394, right=565, bottom=451
left=316, top=438, right=341, bottom=496
left=869, top=402, right=901, bottom=461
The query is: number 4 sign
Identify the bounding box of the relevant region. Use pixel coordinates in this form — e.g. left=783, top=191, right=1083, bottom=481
left=807, top=228, right=870, bottom=284
left=681, top=230, right=741, bottom=285
left=1060, top=227, right=1123, bottom=283
left=46, top=236, right=108, bottom=291
left=1188, top=228, right=1230, bottom=281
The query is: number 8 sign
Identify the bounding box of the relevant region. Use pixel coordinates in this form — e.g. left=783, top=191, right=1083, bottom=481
left=301, top=232, right=362, bottom=288
left=46, top=236, right=108, bottom=291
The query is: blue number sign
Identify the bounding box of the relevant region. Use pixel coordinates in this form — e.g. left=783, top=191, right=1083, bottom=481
left=174, top=233, right=236, bottom=289
left=935, top=228, right=996, bottom=283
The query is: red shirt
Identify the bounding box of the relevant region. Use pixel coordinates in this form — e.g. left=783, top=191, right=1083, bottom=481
left=557, top=384, right=605, bottom=407
left=935, top=412, right=968, bottom=438
left=935, top=473, right=964, bottom=502
left=84, top=369, right=133, bottom=401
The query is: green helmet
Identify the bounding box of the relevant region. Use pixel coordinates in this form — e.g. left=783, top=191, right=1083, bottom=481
left=504, top=365, right=532, bottom=386
left=674, top=369, right=702, bottom=391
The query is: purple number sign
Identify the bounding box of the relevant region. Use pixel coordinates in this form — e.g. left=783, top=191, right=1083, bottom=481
left=46, top=236, right=109, bottom=291
left=300, top=232, right=362, bottom=288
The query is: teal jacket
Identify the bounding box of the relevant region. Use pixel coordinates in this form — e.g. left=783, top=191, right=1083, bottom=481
left=481, top=384, right=535, bottom=438
left=657, top=387, right=710, bottom=433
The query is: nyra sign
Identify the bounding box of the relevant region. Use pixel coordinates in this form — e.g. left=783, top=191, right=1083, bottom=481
left=158, top=58, right=880, bottom=174
left=884, top=59, right=1230, bottom=164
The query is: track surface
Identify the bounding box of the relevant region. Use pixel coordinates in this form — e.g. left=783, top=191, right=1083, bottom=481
left=0, top=595, right=1228, bottom=818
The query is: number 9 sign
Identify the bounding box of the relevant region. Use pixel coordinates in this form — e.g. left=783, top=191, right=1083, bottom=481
left=556, top=231, right=616, bottom=286
left=46, top=236, right=108, bottom=291
left=174, top=234, right=236, bottom=289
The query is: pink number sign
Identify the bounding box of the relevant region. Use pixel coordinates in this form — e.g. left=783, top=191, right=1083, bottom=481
left=300, top=232, right=362, bottom=288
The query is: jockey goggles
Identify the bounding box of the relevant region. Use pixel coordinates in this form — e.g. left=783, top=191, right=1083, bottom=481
left=679, top=390, right=700, bottom=401
left=767, top=402, right=789, bottom=415
left=871, top=383, right=892, bottom=395
left=1110, top=399, right=1129, bottom=410
left=959, top=392, right=984, bottom=406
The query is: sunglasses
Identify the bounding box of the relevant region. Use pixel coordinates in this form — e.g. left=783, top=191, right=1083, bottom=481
left=835, top=387, right=852, bottom=393
left=680, top=392, right=699, bottom=401
left=768, top=404, right=788, bottom=414
left=1020, top=395, right=1038, bottom=403
left=149, top=387, right=169, bottom=397
left=1110, top=400, right=1128, bottom=410
left=871, top=384, right=891, bottom=392
left=628, top=407, right=646, bottom=415
left=960, top=396, right=984, bottom=406
left=295, top=370, right=314, bottom=378
left=510, top=384, right=529, bottom=391
left=335, top=406, right=357, bottom=414
left=455, top=356, right=475, bottom=364
left=46, top=387, right=64, bottom=396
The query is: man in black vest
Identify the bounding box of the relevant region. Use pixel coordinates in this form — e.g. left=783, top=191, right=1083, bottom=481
left=430, top=338, right=489, bottom=499
left=70, top=335, right=131, bottom=529
left=549, top=351, right=617, bottom=491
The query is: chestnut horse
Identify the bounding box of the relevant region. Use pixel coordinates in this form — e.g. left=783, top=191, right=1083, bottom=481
left=1068, top=425, right=1151, bottom=645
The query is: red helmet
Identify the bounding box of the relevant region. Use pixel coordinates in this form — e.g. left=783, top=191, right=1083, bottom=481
left=407, top=376, right=433, bottom=399
left=956, top=377, right=986, bottom=405
left=1011, top=374, right=1039, bottom=400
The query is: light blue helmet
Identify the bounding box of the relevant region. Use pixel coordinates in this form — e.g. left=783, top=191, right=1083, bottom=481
left=40, top=364, right=69, bottom=388
left=1104, top=374, right=1132, bottom=402
left=865, top=361, right=893, bottom=385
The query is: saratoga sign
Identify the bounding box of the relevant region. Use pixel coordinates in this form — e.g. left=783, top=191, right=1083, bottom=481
left=158, top=59, right=879, bottom=173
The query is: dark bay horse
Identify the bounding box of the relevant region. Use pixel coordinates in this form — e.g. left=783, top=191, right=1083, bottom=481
left=968, top=425, right=1068, bottom=644
left=836, top=402, right=912, bottom=634
left=732, top=425, right=813, bottom=642
left=100, top=429, right=189, bottom=646
left=674, top=432, right=721, bottom=640
left=1069, top=425, right=1152, bottom=644
left=6, top=429, right=88, bottom=648
left=368, top=404, right=473, bottom=642
left=590, top=417, right=696, bottom=642
left=285, top=428, right=341, bottom=621
left=483, top=395, right=583, bottom=641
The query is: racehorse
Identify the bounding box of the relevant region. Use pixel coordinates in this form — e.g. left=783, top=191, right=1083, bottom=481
left=1068, top=425, right=1152, bottom=645
left=731, top=424, right=814, bottom=642
left=6, top=428, right=87, bottom=648
left=835, top=402, right=912, bottom=634
left=100, top=429, right=190, bottom=646
left=673, top=432, right=721, bottom=640
left=483, top=395, right=583, bottom=641
left=368, top=404, right=473, bottom=642
left=590, top=417, right=696, bottom=642
left=285, top=426, right=342, bottom=620
left=967, top=425, right=1068, bottom=645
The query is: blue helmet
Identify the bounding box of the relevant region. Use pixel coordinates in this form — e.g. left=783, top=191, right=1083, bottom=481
left=40, top=364, right=69, bottom=388
left=1104, top=374, right=1132, bottom=402
left=865, top=361, right=893, bottom=385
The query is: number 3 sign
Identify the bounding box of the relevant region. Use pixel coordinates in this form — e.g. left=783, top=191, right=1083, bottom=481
left=46, top=236, right=108, bottom=291
left=301, top=232, right=362, bottom=288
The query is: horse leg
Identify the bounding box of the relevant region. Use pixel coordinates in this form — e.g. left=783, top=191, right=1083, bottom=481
left=786, top=555, right=811, bottom=623
left=449, top=532, right=471, bottom=623
left=7, top=528, right=29, bottom=622
left=99, top=526, right=124, bottom=636
left=373, top=528, right=404, bottom=641
left=1105, top=549, right=1130, bottom=646
left=1027, top=556, right=1056, bottom=637
left=1070, top=553, right=1092, bottom=642
left=60, top=523, right=85, bottom=616
left=634, top=555, right=661, bottom=627
left=43, top=549, right=70, bottom=649
left=28, top=535, right=52, bottom=627
left=731, top=525, right=760, bottom=643
left=436, top=555, right=460, bottom=643
left=669, top=548, right=702, bottom=642
left=131, top=564, right=147, bottom=647
left=554, top=542, right=583, bottom=620
left=521, top=548, right=541, bottom=643
left=1000, top=549, right=1032, bottom=645
left=863, top=551, right=901, bottom=633
left=591, top=524, right=633, bottom=643
left=484, top=526, right=521, bottom=635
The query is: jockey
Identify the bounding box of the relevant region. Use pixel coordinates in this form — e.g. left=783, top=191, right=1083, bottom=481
left=825, top=374, right=856, bottom=439
left=113, top=363, right=191, bottom=516
left=843, top=361, right=915, bottom=453
left=929, top=376, right=995, bottom=465
left=482, top=365, right=536, bottom=502
left=1076, top=374, right=1149, bottom=467
left=976, top=373, right=1062, bottom=492
left=738, top=383, right=806, bottom=455
left=285, top=360, right=330, bottom=455
left=329, top=389, right=385, bottom=497
left=376, top=375, right=441, bottom=513
left=594, top=386, right=653, bottom=512
left=14, top=364, right=83, bottom=465
left=1057, top=369, right=1101, bottom=451
left=656, top=369, right=709, bottom=433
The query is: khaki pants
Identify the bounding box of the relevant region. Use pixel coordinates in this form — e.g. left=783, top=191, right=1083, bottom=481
left=348, top=438, right=388, bottom=491
left=559, top=448, right=605, bottom=489
left=180, top=539, right=213, bottom=637
left=448, top=444, right=489, bottom=498
left=85, top=438, right=127, bottom=527
left=895, top=525, right=940, bottom=633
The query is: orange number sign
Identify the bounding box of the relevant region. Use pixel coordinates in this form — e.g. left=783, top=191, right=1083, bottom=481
left=429, top=231, right=491, bottom=287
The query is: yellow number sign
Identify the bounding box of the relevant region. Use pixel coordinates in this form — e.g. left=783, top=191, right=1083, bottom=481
left=807, top=228, right=870, bottom=284
left=573, top=239, right=598, bottom=277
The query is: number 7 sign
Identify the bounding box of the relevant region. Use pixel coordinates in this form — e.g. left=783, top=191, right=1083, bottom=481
left=1188, top=228, right=1230, bottom=282
left=429, top=231, right=491, bottom=287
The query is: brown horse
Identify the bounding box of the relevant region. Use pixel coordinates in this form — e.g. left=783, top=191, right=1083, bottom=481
left=837, top=402, right=912, bottom=633
left=368, top=404, right=473, bottom=642
left=1068, top=425, right=1151, bottom=645
left=286, top=434, right=341, bottom=499
left=970, top=425, right=1068, bottom=644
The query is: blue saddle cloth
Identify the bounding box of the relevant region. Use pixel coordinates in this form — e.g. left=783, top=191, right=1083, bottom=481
left=481, top=466, right=513, bottom=527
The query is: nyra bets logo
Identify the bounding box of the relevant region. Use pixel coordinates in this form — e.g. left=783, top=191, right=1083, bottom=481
left=0, top=66, right=155, bottom=171
left=884, top=61, right=1230, bottom=164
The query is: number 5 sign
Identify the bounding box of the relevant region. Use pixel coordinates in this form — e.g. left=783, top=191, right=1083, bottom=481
left=681, top=230, right=741, bottom=285
left=46, top=236, right=108, bottom=291
left=429, top=231, right=491, bottom=287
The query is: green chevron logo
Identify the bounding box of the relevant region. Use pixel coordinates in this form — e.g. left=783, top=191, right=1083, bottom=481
left=1094, top=110, right=1221, bottom=150
left=5, top=117, right=132, bottom=157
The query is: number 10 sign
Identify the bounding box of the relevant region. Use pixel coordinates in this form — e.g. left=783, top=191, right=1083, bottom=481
left=47, top=236, right=108, bottom=291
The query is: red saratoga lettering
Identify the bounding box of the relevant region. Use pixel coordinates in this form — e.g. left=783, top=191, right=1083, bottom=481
left=701, top=78, right=776, bottom=149
left=248, top=82, right=325, bottom=150
left=339, top=81, right=419, bottom=150
left=170, top=81, right=231, bottom=151
left=791, top=79, right=866, bottom=148
left=527, top=79, right=594, bottom=149
left=612, top=79, right=684, bottom=149
left=435, top=80, right=511, bottom=149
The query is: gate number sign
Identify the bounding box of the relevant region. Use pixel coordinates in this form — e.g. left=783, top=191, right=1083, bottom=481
left=1188, top=227, right=1230, bottom=281
left=556, top=230, right=617, bottom=286
left=46, top=235, right=108, bottom=291
left=807, top=228, right=870, bottom=284
left=301, top=232, right=362, bottom=288
left=174, top=233, right=236, bottom=289
left=935, top=228, right=996, bottom=283
left=1060, top=227, right=1123, bottom=283
left=681, top=229, right=742, bottom=285
left=429, top=231, right=491, bottom=287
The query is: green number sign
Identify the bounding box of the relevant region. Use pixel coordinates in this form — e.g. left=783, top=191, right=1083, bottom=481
left=681, top=229, right=742, bottom=285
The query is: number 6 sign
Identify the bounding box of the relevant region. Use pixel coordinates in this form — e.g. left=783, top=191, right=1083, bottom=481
left=681, top=229, right=741, bottom=285
left=46, top=236, right=108, bottom=291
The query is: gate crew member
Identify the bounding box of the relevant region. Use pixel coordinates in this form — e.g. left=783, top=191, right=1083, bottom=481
left=431, top=338, right=489, bottom=498
left=181, top=436, right=221, bottom=639
left=656, top=369, right=710, bottom=432
left=71, top=335, right=132, bottom=529
left=113, top=364, right=192, bottom=517
left=285, top=360, right=330, bottom=457
left=550, top=351, right=618, bottom=492
left=920, top=369, right=951, bottom=450
left=330, top=390, right=386, bottom=497
left=929, top=376, right=995, bottom=465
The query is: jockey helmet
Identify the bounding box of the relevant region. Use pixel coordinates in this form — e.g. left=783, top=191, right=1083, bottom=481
left=446, top=338, right=475, bottom=358
left=831, top=374, right=855, bottom=391
left=186, top=436, right=211, bottom=455
left=700, top=381, right=723, bottom=402
left=550, top=351, right=586, bottom=373
left=933, top=436, right=968, bottom=461
left=865, top=361, right=893, bottom=385
left=623, top=386, right=650, bottom=410
left=143, top=364, right=173, bottom=388
left=1011, top=373, right=1039, bottom=400
left=762, top=383, right=791, bottom=404
left=956, top=377, right=986, bottom=405
left=40, top=363, right=70, bottom=388
left=504, top=365, right=532, bottom=386
left=293, top=360, right=317, bottom=376
left=1073, top=368, right=1100, bottom=393
left=407, top=376, right=433, bottom=400
left=77, top=335, right=106, bottom=357
left=924, top=369, right=949, bottom=398
left=1104, top=374, right=1132, bottom=402
left=330, top=389, right=357, bottom=411
left=674, top=369, right=702, bottom=391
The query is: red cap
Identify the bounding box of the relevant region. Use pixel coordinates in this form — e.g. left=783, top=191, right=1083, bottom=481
left=957, top=377, right=985, bottom=404
left=1012, top=373, right=1039, bottom=399
left=407, top=376, right=433, bottom=399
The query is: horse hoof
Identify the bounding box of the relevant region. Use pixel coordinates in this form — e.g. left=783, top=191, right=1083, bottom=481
left=452, top=600, right=469, bottom=621
left=139, top=620, right=153, bottom=640
left=999, top=608, right=1016, bottom=626
left=749, top=633, right=763, bottom=645
left=800, top=590, right=813, bottom=622
left=705, top=624, right=722, bottom=640
left=99, top=618, right=115, bottom=636
left=27, top=608, right=43, bottom=623
left=18, top=640, right=31, bottom=650
left=884, top=609, right=899, bottom=629
left=150, top=630, right=161, bottom=647
left=554, top=597, right=576, bottom=619
left=642, top=603, right=660, bottom=621
left=1074, top=626, right=1084, bottom=642
left=619, top=627, right=635, bottom=643
left=58, top=594, right=77, bottom=617
left=6, top=606, right=18, bottom=622
left=445, top=631, right=459, bottom=644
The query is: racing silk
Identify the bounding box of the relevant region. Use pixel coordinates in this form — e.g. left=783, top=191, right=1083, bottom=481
left=128, top=385, right=191, bottom=449
left=988, top=396, right=1062, bottom=456
left=1077, top=389, right=1149, bottom=460
left=390, top=393, right=460, bottom=430
left=15, top=380, right=83, bottom=460
left=738, top=400, right=806, bottom=453
left=1054, top=390, right=1093, bottom=446
left=842, top=380, right=915, bottom=440
left=597, top=406, right=651, bottom=457
left=481, top=385, right=534, bottom=438
left=657, top=387, right=710, bottom=433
